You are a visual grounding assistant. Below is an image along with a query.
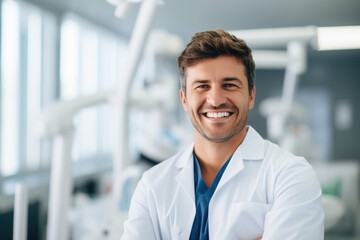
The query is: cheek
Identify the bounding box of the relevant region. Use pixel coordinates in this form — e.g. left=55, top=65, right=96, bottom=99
left=190, top=98, right=203, bottom=113
left=185, top=93, right=206, bottom=114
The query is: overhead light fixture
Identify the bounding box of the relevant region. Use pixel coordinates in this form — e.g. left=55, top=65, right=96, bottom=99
left=317, top=26, right=360, bottom=51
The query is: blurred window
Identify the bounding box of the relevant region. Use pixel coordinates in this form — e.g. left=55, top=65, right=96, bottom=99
left=0, top=0, right=128, bottom=177
left=0, top=0, right=57, bottom=176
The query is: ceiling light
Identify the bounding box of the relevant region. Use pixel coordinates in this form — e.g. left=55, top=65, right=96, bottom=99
left=317, top=26, right=360, bottom=50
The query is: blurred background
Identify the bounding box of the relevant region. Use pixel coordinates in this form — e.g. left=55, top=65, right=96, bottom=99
left=0, top=0, right=359, bottom=239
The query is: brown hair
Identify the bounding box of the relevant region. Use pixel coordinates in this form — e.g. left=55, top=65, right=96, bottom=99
left=177, top=29, right=255, bottom=95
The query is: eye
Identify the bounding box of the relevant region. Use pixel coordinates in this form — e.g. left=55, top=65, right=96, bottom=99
left=224, top=83, right=237, bottom=88
left=197, top=85, right=209, bottom=89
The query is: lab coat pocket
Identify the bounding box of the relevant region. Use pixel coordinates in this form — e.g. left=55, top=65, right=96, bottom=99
left=226, top=202, right=272, bottom=240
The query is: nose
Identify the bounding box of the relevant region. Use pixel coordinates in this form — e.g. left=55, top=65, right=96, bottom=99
left=206, top=87, right=226, bottom=107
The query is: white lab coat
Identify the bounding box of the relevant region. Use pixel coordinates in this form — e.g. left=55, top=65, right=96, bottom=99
left=122, top=126, right=324, bottom=240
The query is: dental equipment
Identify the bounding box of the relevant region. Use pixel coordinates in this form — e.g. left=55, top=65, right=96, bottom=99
left=230, top=25, right=360, bottom=140
left=42, top=0, right=161, bottom=239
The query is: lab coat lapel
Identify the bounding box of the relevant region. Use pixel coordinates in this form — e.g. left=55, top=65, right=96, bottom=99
left=173, top=145, right=196, bottom=238
left=215, top=126, right=265, bottom=191
left=175, top=144, right=195, bottom=203
left=215, top=144, right=244, bottom=191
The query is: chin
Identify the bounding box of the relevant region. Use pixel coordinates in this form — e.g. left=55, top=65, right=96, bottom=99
left=203, top=132, right=235, bottom=143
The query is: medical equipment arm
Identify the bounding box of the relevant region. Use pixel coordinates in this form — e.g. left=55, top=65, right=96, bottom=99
left=40, top=91, right=112, bottom=240
left=38, top=91, right=112, bottom=137
left=113, top=0, right=159, bottom=203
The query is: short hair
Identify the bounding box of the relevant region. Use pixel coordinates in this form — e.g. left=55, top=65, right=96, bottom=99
left=177, top=29, right=255, bottom=95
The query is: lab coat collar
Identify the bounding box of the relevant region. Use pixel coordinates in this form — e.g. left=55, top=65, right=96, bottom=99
left=175, top=126, right=264, bottom=167
left=240, top=126, right=265, bottom=161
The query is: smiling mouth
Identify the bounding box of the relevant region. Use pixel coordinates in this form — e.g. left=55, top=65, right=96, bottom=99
left=204, top=112, right=233, bottom=119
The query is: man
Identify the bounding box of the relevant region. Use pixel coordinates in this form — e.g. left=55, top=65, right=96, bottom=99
left=121, top=29, right=324, bottom=240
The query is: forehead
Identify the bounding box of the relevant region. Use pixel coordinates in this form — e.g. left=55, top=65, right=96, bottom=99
left=186, top=55, right=246, bottom=82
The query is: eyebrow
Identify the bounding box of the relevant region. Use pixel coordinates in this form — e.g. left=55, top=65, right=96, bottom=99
left=223, top=77, right=244, bottom=86
left=191, top=80, right=210, bottom=87
left=191, top=78, right=245, bottom=87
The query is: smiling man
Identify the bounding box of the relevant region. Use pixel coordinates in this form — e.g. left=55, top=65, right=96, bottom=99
left=121, top=29, right=324, bottom=240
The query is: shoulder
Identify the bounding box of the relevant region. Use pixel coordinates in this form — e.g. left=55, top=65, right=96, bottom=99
left=264, top=140, right=314, bottom=173
left=263, top=140, right=321, bottom=200
left=242, top=126, right=316, bottom=181
left=244, top=126, right=312, bottom=171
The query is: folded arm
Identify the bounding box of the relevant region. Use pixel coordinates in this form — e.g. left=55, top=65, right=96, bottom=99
left=262, top=160, right=324, bottom=239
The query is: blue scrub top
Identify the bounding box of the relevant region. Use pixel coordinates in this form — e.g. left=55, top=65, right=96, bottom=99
left=189, top=153, right=232, bottom=240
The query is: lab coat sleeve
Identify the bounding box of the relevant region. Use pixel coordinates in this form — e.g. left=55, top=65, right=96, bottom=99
left=262, top=159, right=325, bottom=240
left=121, top=176, right=158, bottom=240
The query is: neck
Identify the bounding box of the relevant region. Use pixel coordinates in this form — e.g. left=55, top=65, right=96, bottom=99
left=193, top=126, right=248, bottom=182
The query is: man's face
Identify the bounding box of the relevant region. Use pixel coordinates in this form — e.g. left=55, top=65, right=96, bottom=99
left=180, top=55, right=255, bottom=143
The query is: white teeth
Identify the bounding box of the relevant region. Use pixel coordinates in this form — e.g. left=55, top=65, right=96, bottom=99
left=206, top=112, right=230, bottom=118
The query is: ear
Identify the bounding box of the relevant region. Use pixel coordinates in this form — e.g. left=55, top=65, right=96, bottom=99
left=180, top=89, right=189, bottom=112
left=249, top=86, right=256, bottom=110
